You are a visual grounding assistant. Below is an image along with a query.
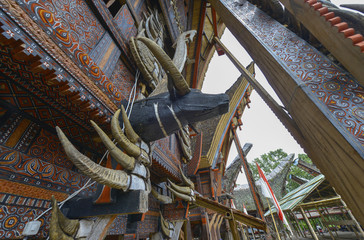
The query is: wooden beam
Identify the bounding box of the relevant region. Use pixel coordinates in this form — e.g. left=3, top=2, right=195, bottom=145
left=300, top=206, right=319, bottom=240
left=125, top=0, right=140, bottom=26
left=231, top=127, right=265, bottom=220
left=279, top=0, right=364, bottom=85
left=214, top=37, right=308, bottom=154
left=297, top=196, right=342, bottom=209
left=195, top=195, right=267, bottom=230
left=192, top=1, right=207, bottom=88
left=210, top=0, right=364, bottom=226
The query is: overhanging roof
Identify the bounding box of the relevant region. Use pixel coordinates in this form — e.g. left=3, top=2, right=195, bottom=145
left=265, top=174, right=325, bottom=215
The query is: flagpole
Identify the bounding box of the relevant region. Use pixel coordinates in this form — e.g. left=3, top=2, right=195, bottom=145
left=266, top=197, right=281, bottom=240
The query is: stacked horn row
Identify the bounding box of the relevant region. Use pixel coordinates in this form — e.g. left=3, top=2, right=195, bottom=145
left=57, top=106, right=150, bottom=191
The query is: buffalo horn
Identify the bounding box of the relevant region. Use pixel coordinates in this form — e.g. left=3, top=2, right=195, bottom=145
left=166, top=185, right=194, bottom=202
left=137, top=37, right=190, bottom=96
left=160, top=213, right=171, bottom=237
left=120, top=105, right=141, bottom=144
left=151, top=188, right=173, bottom=204
left=90, top=120, right=135, bottom=171
left=49, top=196, right=79, bottom=240
left=167, top=179, right=192, bottom=195
left=178, top=165, right=195, bottom=190
left=56, top=127, right=130, bottom=191
left=112, top=108, right=150, bottom=166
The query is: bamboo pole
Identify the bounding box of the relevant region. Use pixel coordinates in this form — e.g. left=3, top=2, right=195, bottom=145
left=267, top=198, right=281, bottom=240
left=341, top=199, right=364, bottom=239
left=316, top=206, right=334, bottom=240
left=300, top=206, right=319, bottom=240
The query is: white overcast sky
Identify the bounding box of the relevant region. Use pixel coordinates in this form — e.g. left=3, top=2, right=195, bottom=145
left=202, top=0, right=361, bottom=185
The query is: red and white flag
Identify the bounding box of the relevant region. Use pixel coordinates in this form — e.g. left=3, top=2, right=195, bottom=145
left=256, top=163, right=292, bottom=233
left=243, top=203, right=248, bottom=215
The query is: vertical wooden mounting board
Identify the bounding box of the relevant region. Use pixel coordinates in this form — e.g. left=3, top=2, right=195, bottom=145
left=209, top=0, right=364, bottom=225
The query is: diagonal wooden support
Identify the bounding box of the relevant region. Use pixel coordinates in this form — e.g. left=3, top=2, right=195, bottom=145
left=214, top=37, right=308, bottom=154
left=195, top=195, right=267, bottom=230
left=210, top=0, right=364, bottom=225
left=231, top=127, right=265, bottom=220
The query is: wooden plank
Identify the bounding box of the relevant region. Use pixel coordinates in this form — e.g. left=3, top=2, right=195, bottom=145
left=279, top=0, right=364, bottom=85
left=192, top=1, right=207, bottom=88
left=195, top=195, right=267, bottom=230
left=322, top=220, right=356, bottom=226
left=209, top=0, right=364, bottom=226
left=62, top=190, right=148, bottom=218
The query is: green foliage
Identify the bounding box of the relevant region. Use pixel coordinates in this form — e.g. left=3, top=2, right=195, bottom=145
left=249, top=149, right=288, bottom=180
left=249, top=149, right=314, bottom=192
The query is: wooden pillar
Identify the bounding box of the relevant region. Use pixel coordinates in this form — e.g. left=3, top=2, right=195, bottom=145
left=227, top=210, right=240, bottom=240
left=299, top=206, right=319, bottom=240
left=316, top=206, right=334, bottom=240
left=201, top=211, right=212, bottom=240
left=209, top=213, right=217, bottom=240
left=341, top=199, right=364, bottom=239
left=291, top=210, right=305, bottom=237
left=231, top=127, right=265, bottom=220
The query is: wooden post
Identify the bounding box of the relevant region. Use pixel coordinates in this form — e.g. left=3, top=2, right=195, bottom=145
left=201, top=211, right=211, bottom=240
left=227, top=210, right=241, bottom=240
left=299, top=206, right=319, bottom=240
left=316, top=206, right=335, bottom=240
left=341, top=199, right=364, bottom=239
left=291, top=210, right=304, bottom=237
left=267, top=198, right=281, bottom=240
left=231, top=127, right=265, bottom=220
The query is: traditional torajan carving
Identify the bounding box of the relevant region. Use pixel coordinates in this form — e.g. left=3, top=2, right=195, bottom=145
left=129, top=11, right=197, bottom=161
left=0, top=0, right=118, bottom=112
left=51, top=25, right=229, bottom=238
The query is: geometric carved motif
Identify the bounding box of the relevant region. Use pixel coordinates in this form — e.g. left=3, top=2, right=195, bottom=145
left=152, top=135, right=182, bottom=181
left=0, top=204, right=51, bottom=239
left=0, top=145, right=96, bottom=196
left=0, top=13, right=115, bottom=118
left=114, top=4, right=137, bottom=42
left=226, top=0, right=364, bottom=153
left=28, top=129, right=73, bottom=169
left=0, top=76, right=96, bottom=146
left=109, top=59, right=135, bottom=101
left=14, top=0, right=125, bottom=104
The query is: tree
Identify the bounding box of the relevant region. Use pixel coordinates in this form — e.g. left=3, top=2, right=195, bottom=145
left=249, top=149, right=314, bottom=192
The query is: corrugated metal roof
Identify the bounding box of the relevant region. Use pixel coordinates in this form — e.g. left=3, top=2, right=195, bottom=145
left=265, top=174, right=325, bottom=215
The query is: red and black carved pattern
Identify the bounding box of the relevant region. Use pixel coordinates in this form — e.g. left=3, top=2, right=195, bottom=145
left=0, top=110, right=41, bottom=154
left=0, top=204, right=50, bottom=239
left=28, top=129, right=73, bottom=169
left=107, top=215, right=127, bottom=235
left=0, top=75, right=97, bottom=146
left=162, top=200, right=189, bottom=221
left=109, top=59, right=135, bottom=101
left=0, top=14, right=114, bottom=119
left=230, top=1, right=364, bottom=149
left=151, top=136, right=182, bottom=182
left=0, top=145, right=96, bottom=195
left=15, top=0, right=123, bottom=103
left=113, top=5, right=137, bottom=42
left=137, top=215, right=158, bottom=238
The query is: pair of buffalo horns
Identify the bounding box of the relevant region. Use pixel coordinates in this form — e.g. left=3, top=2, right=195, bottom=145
left=57, top=106, right=149, bottom=191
